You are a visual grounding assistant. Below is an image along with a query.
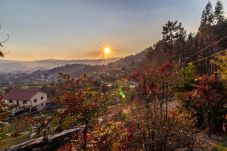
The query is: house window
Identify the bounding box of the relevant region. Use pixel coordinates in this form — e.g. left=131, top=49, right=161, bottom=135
left=23, top=100, right=27, bottom=104
left=9, top=100, right=12, bottom=103
left=34, top=99, right=37, bottom=103
left=41, top=96, right=44, bottom=100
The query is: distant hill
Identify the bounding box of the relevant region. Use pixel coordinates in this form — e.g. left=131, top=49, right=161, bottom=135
left=0, top=58, right=119, bottom=74
left=38, top=50, right=146, bottom=77
left=33, top=64, right=102, bottom=77
left=107, top=51, right=146, bottom=70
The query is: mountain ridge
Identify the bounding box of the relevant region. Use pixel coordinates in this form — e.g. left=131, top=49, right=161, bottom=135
left=0, top=58, right=120, bottom=74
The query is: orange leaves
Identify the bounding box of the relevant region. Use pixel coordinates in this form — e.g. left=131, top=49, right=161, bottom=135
left=91, top=120, right=137, bottom=150
left=190, top=74, right=224, bottom=107
left=130, top=61, right=177, bottom=102
left=59, top=74, right=98, bottom=117
left=58, top=74, right=101, bottom=150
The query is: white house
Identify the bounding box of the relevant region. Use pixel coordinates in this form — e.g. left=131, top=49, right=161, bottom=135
left=3, top=88, right=47, bottom=112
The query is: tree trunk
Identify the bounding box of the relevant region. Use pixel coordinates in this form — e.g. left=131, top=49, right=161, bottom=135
left=83, top=120, right=88, bottom=150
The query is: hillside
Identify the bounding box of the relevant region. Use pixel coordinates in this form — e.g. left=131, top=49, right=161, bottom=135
left=107, top=51, right=146, bottom=70
left=33, top=50, right=146, bottom=78
left=45, top=51, right=146, bottom=74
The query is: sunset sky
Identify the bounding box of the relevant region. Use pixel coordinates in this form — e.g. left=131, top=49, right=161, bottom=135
left=0, top=0, right=226, bottom=61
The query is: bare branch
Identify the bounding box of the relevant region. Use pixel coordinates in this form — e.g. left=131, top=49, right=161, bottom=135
left=0, top=34, right=9, bottom=47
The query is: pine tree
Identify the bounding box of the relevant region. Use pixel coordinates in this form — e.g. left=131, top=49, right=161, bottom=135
left=199, top=2, right=214, bottom=46
left=162, top=20, right=186, bottom=58
left=200, top=2, right=214, bottom=27
left=214, top=0, right=225, bottom=24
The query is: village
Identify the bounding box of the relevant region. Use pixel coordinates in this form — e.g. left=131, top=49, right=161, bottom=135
left=0, top=75, right=138, bottom=149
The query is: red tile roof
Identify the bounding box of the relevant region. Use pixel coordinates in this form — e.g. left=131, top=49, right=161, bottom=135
left=4, top=88, right=41, bottom=100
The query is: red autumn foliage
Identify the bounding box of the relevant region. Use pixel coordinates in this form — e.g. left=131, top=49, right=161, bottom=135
left=191, top=75, right=224, bottom=107
left=121, top=122, right=136, bottom=150
left=160, top=61, right=174, bottom=73
left=58, top=73, right=101, bottom=150
left=58, top=143, right=73, bottom=151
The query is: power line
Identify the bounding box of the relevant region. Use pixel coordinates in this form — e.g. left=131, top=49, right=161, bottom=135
left=186, top=35, right=227, bottom=60
left=190, top=49, right=227, bottom=64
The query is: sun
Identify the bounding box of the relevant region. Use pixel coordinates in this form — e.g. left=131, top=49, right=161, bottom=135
left=103, top=47, right=111, bottom=55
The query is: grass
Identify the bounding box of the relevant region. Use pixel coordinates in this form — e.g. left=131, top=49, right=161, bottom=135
left=0, top=100, right=60, bottom=149
left=0, top=133, right=30, bottom=149
left=211, top=136, right=227, bottom=151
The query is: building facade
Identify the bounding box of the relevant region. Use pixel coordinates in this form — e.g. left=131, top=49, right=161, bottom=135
left=3, top=88, right=47, bottom=112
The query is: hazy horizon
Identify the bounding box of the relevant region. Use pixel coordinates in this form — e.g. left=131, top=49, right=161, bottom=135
left=0, top=57, right=120, bottom=62
left=0, top=0, right=226, bottom=61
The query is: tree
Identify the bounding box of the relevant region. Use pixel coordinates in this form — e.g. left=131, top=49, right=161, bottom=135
left=145, top=41, right=169, bottom=66
left=0, top=26, right=9, bottom=58
left=200, top=2, right=214, bottom=27
left=162, top=20, right=186, bottom=58
left=59, top=73, right=103, bottom=150
left=176, top=64, right=226, bottom=136
left=0, top=101, right=8, bottom=123
left=198, top=1, right=214, bottom=44
left=129, top=62, right=194, bottom=150
left=197, top=2, right=217, bottom=74
left=192, top=75, right=225, bottom=135
left=214, top=0, right=225, bottom=24
left=183, top=33, right=197, bottom=63
left=212, top=52, right=227, bottom=89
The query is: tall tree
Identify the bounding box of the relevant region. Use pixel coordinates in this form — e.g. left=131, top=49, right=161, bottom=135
left=200, top=2, right=214, bottom=28
left=59, top=73, right=105, bottom=150
left=214, top=0, right=225, bottom=24
left=162, top=20, right=186, bottom=58
left=197, top=2, right=216, bottom=74
left=145, top=40, right=170, bottom=65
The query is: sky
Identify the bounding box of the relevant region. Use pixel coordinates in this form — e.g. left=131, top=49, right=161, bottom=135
left=0, top=0, right=226, bottom=61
